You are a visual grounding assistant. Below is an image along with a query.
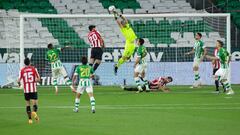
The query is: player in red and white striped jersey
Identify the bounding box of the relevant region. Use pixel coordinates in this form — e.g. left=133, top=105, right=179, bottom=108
left=88, top=25, right=104, bottom=71
left=122, top=76, right=173, bottom=92
left=17, top=58, right=40, bottom=124
left=212, top=47, right=225, bottom=93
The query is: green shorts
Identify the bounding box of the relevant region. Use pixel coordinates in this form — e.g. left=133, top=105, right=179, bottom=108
left=123, top=43, right=135, bottom=58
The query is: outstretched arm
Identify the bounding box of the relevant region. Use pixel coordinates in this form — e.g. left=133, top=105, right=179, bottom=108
left=61, top=46, right=72, bottom=52
left=185, top=48, right=194, bottom=55
left=203, top=47, right=207, bottom=56
left=205, top=55, right=219, bottom=61
left=158, top=85, right=170, bottom=92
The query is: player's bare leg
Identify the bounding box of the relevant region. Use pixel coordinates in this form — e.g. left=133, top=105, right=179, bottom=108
left=31, top=99, right=39, bottom=122
left=26, top=101, right=32, bottom=124
left=87, top=93, right=96, bottom=113
left=93, top=59, right=101, bottom=71
left=73, top=93, right=81, bottom=112
left=89, top=58, right=95, bottom=67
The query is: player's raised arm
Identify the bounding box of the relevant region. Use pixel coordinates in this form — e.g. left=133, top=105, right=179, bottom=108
left=113, top=12, right=123, bottom=28
left=119, top=14, right=128, bottom=24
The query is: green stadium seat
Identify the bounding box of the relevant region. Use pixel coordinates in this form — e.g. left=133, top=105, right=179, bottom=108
left=0, top=0, right=88, bottom=47
left=159, top=20, right=170, bottom=26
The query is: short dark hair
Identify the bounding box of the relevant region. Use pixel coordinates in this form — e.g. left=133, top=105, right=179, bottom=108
left=81, top=56, right=88, bottom=65
left=88, top=25, right=96, bottom=31
left=217, top=40, right=224, bottom=47
left=24, top=57, right=30, bottom=66
left=196, top=32, right=202, bottom=38
left=47, top=43, right=53, bottom=49
left=167, top=76, right=173, bottom=82
left=138, top=38, right=144, bottom=45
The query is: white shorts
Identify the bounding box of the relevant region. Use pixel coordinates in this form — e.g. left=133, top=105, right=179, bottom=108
left=215, top=68, right=229, bottom=81
left=134, top=63, right=147, bottom=74
left=76, top=85, right=93, bottom=94
left=52, top=67, right=68, bottom=79
left=193, top=58, right=201, bottom=68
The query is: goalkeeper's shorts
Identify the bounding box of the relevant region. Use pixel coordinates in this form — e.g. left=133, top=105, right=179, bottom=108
left=123, top=43, right=135, bottom=58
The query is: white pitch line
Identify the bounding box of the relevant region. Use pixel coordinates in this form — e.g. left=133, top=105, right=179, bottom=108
left=0, top=91, right=237, bottom=96
left=0, top=106, right=240, bottom=110
left=1, top=103, right=240, bottom=110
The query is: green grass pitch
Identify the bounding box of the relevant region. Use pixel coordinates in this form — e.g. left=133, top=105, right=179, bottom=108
left=0, top=85, right=240, bottom=135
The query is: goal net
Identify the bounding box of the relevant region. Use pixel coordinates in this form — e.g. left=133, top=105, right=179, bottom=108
left=2, top=13, right=231, bottom=87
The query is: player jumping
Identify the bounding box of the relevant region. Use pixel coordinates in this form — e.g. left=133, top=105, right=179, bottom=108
left=205, top=40, right=234, bottom=95
left=133, top=38, right=149, bottom=93
left=46, top=43, right=76, bottom=94
left=72, top=56, right=96, bottom=113
left=17, top=58, right=40, bottom=124
left=185, top=33, right=207, bottom=88
left=88, top=25, right=104, bottom=71
left=122, top=76, right=173, bottom=93
left=112, top=10, right=137, bottom=75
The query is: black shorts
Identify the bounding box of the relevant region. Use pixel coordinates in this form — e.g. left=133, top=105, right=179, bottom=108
left=24, top=92, right=38, bottom=101
left=91, top=47, right=103, bottom=60
left=213, top=68, right=219, bottom=75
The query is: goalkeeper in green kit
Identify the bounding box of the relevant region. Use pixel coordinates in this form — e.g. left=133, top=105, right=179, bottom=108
left=111, top=9, right=137, bottom=75
left=46, top=43, right=76, bottom=94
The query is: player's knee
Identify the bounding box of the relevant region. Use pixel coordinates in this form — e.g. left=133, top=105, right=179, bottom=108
left=76, top=93, right=81, bottom=98
left=220, top=79, right=227, bottom=83
left=193, top=66, right=198, bottom=71
left=123, top=56, right=130, bottom=60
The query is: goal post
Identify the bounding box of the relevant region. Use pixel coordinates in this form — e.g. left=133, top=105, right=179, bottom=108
left=15, top=13, right=232, bottom=86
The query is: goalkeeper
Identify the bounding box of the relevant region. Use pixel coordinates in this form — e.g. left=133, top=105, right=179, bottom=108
left=112, top=10, right=137, bottom=75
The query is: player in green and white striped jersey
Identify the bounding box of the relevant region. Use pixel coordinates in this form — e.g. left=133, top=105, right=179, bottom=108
left=133, top=38, right=149, bottom=93
left=205, top=40, right=234, bottom=95
left=72, top=56, right=96, bottom=113
left=46, top=43, right=76, bottom=94
left=185, top=33, right=207, bottom=88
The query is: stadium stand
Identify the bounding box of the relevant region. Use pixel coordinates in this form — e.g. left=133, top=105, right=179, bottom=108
left=215, top=0, right=240, bottom=28
left=0, top=0, right=226, bottom=48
